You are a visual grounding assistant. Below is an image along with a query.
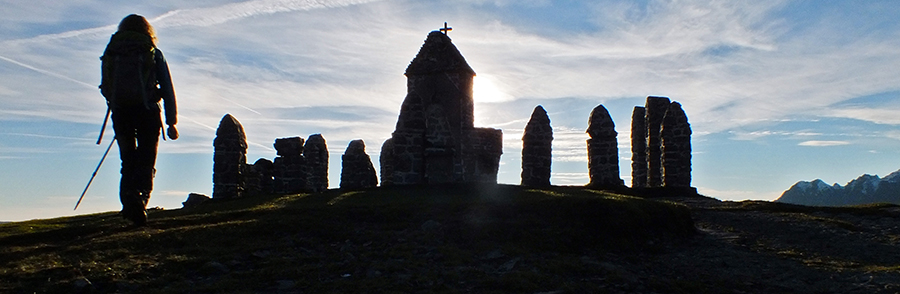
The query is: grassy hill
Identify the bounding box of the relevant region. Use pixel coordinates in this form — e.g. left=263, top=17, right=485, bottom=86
left=0, top=184, right=695, bottom=293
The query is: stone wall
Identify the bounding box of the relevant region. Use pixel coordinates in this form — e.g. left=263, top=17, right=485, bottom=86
left=243, top=158, right=274, bottom=196
left=461, top=128, right=503, bottom=183
left=379, top=138, right=394, bottom=186
left=587, top=104, right=623, bottom=188
left=212, top=114, right=247, bottom=199
left=521, top=105, right=552, bottom=187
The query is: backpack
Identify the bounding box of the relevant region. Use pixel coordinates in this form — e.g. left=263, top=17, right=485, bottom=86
left=100, top=32, right=157, bottom=109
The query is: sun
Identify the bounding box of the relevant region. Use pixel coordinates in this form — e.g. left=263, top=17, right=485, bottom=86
left=473, top=74, right=513, bottom=103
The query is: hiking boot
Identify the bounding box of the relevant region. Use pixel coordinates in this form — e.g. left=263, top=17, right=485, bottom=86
left=120, top=206, right=147, bottom=227
left=120, top=190, right=148, bottom=226
left=131, top=209, right=147, bottom=227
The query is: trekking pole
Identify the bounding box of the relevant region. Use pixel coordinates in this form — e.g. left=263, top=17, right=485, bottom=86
left=97, top=107, right=110, bottom=145
left=74, top=137, right=116, bottom=210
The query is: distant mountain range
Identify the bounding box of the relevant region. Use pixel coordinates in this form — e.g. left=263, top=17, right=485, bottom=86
left=776, top=169, right=900, bottom=206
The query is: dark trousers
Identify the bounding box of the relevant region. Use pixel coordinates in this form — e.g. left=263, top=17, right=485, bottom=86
left=112, top=106, right=162, bottom=211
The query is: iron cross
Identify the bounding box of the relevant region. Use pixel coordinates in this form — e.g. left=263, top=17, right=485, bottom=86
left=440, top=22, right=452, bottom=35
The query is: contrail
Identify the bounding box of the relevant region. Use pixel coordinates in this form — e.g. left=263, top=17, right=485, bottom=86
left=151, top=0, right=383, bottom=28
left=3, top=0, right=382, bottom=45
left=184, top=116, right=217, bottom=131
left=0, top=54, right=97, bottom=89
left=218, top=96, right=262, bottom=115
left=2, top=132, right=94, bottom=142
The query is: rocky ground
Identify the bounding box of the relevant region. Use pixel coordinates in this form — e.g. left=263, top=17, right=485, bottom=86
left=591, top=196, right=900, bottom=293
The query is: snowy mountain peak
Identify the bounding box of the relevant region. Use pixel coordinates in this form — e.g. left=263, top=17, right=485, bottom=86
left=847, top=174, right=881, bottom=194
left=883, top=169, right=900, bottom=183
left=777, top=169, right=900, bottom=206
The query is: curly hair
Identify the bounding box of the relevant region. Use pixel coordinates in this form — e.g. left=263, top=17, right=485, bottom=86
left=117, top=14, right=157, bottom=46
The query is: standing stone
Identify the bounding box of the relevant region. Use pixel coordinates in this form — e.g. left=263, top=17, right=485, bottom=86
left=304, top=134, right=329, bottom=192
left=379, top=138, right=394, bottom=186
left=631, top=106, right=647, bottom=188
left=644, top=96, right=670, bottom=187
left=661, top=102, right=692, bottom=187
left=213, top=114, right=247, bottom=199
left=383, top=30, right=502, bottom=185
left=586, top=105, right=623, bottom=188
left=340, top=140, right=378, bottom=190
left=273, top=137, right=307, bottom=194
left=521, top=105, right=552, bottom=187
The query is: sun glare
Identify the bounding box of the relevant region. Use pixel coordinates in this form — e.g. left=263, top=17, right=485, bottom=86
left=473, top=74, right=513, bottom=103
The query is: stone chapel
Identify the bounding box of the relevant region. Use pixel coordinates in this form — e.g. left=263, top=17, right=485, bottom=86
left=380, top=30, right=503, bottom=185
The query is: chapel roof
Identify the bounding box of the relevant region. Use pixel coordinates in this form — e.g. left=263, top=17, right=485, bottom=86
left=405, top=31, right=475, bottom=76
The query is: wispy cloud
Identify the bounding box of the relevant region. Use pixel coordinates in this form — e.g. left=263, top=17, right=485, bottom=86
left=798, top=140, right=850, bottom=147
left=826, top=107, right=900, bottom=125
left=0, top=54, right=96, bottom=89
left=3, top=0, right=384, bottom=45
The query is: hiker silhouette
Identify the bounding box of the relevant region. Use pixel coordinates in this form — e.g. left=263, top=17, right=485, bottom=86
left=100, top=14, right=178, bottom=226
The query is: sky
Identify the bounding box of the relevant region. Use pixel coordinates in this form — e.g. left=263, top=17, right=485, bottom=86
left=2, top=0, right=900, bottom=221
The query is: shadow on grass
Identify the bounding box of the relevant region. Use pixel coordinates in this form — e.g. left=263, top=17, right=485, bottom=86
left=0, top=184, right=695, bottom=293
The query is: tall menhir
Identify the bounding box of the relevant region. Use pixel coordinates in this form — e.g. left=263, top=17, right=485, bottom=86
left=213, top=114, right=248, bottom=199
left=587, top=104, right=623, bottom=188
left=521, top=105, right=552, bottom=187
left=631, top=96, right=692, bottom=190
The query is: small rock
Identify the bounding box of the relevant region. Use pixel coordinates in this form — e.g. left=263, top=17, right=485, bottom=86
left=499, top=257, right=521, bottom=272
left=182, top=193, right=211, bottom=208
left=252, top=250, right=271, bottom=258
left=366, top=268, right=383, bottom=278
left=597, top=262, right=620, bottom=272
left=482, top=249, right=505, bottom=260
left=73, top=277, right=92, bottom=288
left=201, top=261, right=229, bottom=275
left=276, top=280, right=295, bottom=290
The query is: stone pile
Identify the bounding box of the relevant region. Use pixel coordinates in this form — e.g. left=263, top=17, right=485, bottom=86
left=273, top=137, right=307, bottom=194
left=381, top=30, right=502, bottom=185
left=213, top=114, right=248, bottom=199
left=244, top=158, right=273, bottom=196
left=521, top=105, right=552, bottom=187
left=304, top=134, right=329, bottom=192
left=586, top=104, right=623, bottom=188
left=631, top=96, right=692, bottom=189
left=340, top=139, right=378, bottom=190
